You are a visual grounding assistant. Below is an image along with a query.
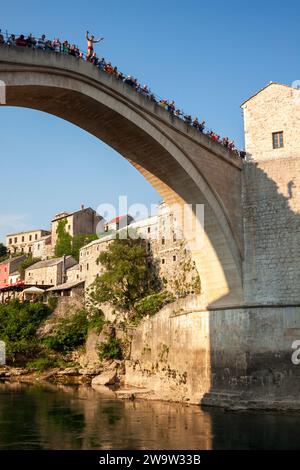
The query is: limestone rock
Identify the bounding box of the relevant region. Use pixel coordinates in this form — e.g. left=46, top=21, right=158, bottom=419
left=57, top=367, right=79, bottom=376
left=91, top=370, right=117, bottom=386
left=78, top=367, right=101, bottom=376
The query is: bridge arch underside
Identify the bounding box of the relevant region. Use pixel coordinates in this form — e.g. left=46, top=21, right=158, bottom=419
left=1, top=71, right=243, bottom=307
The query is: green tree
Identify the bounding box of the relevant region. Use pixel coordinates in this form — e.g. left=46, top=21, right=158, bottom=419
left=0, top=300, right=51, bottom=363
left=55, top=218, right=73, bottom=257
left=72, top=233, right=98, bottom=262
left=89, top=237, right=160, bottom=311
left=0, top=243, right=7, bottom=260
left=19, top=255, right=42, bottom=280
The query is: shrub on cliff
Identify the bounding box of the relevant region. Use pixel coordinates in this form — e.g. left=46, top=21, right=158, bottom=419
left=134, top=291, right=175, bottom=318
left=43, top=309, right=88, bottom=353
left=0, top=300, right=51, bottom=363
left=26, top=357, right=58, bottom=372
left=88, top=309, right=106, bottom=333
left=98, top=337, right=123, bottom=361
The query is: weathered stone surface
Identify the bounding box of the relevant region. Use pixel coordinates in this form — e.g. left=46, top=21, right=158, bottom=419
left=91, top=370, right=117, bottom=386
left=125, top=298, right=300, bottom=408
left=78, top=367, right=101, bottom=376
left=57, top=368, right=79, bottom=376
left=115, top=388, right=153, bottom=400
left=79, top=330, right=101, bottom=368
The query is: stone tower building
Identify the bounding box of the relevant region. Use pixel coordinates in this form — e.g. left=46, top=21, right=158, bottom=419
left=241, top=82, right=300, bottom=161
left=241, top=82, right=300, bottom=304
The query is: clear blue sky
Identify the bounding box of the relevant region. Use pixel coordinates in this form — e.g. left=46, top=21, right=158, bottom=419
left=0, top=0, right=299, bottom=241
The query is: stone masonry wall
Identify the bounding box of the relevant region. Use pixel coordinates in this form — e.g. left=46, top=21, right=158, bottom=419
left=125, top=298, right=300, bottom=408
left=242, top=83, right=300, bottom=161
left=243, top=158, right=300, bottom=304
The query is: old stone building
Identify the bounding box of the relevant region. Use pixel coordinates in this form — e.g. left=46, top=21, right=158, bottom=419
left=65, top=263, right=81, bottom=283
left=104, top=214, right=134, bottom=233
left=51, top=206, right=102, bottom=249
left=241, top=82, right=300, bottom=304
left=153, top=202, right=200, bottom=296
left=6, top=229, right=51, bottom=255
left=242, top=82, right=300, bottom=161
left=25, top=256, right=77, bottom=287
left=79, top=235, right=112, bottom=288
left=79, top=202, right=200, bottom=295
left=32, top=234, right=52, bottom=259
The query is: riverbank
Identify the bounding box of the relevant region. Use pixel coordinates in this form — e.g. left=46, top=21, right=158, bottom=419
left=0, top=364, right=159, bottom=401
left=3, top=364, right=300, bottom=412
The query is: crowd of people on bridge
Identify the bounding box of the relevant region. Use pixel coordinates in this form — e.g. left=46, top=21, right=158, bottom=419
left=0, top=29, right=246, bottom=159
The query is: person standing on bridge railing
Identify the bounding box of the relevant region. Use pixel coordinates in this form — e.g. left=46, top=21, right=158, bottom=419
left=141, top=84, right=150, bottom=96
left=86, top=31, right=104, bottom=61
left=45, top=40, right=54, bottom=52
left=36, top=34, right=46, bottom=50
left=104, top=62, right=114, bottom=74
left=159, top=99, right=168, bottom=108
left=193, top=117, right=200, bottom=129
left=7, top=34, right=16, bottom=46
left=184, top=114, right=192, bottom=124
left=62, top=40, right=70, bottom=54
left=167, top=100, right=175, bottom=114
left=27, top=34, right=36, bottom=48
left=199, top=120, right=205, bottom=132
left=16, top=35, right=27, bottom=47
left=69, top=44, right=79, bottom=57
left=53, top=38, right=61, bottom=53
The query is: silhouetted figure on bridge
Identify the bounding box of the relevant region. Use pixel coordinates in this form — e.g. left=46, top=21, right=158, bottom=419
left=86, top=31, right=104, bottom=61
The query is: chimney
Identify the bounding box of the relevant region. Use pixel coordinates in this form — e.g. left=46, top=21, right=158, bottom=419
left=62, top=255, right=67, bottom=284
left=81, top=204, right=85, bottom=211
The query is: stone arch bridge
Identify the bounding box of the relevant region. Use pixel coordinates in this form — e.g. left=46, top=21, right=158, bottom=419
left=0, top=46, right=243, bottom=308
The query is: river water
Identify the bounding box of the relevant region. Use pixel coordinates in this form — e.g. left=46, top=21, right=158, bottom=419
left=0, top=382, right=299, bottom=450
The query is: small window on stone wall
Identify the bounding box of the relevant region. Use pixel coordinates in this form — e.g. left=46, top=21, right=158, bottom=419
left=161, top=258, right=165, bottom=264
left=272, top=131, right=284, bottom=149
